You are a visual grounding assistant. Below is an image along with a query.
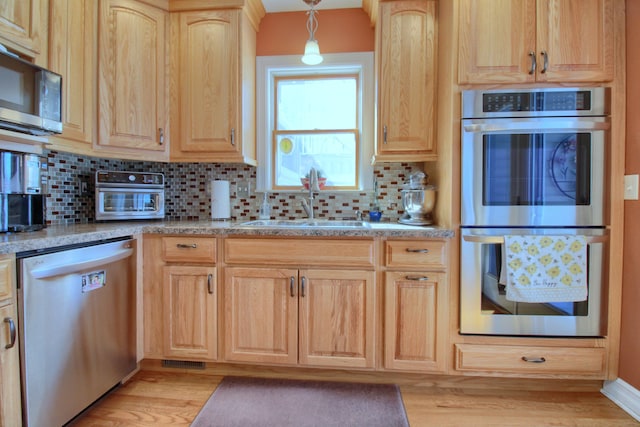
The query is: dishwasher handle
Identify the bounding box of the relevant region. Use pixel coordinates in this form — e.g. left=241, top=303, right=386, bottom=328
left=30, top=247, right=134, bottom=280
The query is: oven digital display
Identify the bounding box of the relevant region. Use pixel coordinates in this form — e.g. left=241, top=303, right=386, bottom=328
left=482, top=91, right=592, bottom=113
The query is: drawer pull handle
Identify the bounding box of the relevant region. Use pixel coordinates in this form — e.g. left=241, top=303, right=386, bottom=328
left=406, top=248, right=429, bottom=253
left=301, top=276, right=307, bottom=297
left=406, top=276, right=429, bottom=281
left=4, top=317, right=16, bottom=349
left=176, top=243, right=197, bottom=249
left=207, top=274, right=214, bottom=294
left=522, top=356, right=546, bottom=363
left=290, top=276, right=296, bottom=297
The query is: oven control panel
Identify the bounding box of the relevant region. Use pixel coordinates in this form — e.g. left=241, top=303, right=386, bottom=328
left=96, top=170, right=164, bottom=187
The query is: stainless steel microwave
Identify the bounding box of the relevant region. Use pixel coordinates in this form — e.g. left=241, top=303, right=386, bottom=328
left=0, top=48, right=63, bottom=136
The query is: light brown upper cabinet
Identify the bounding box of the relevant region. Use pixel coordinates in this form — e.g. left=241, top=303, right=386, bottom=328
left=47, top=0, right=96, bottom=156
left=0, top=0, right=47, bottom=59
left=374, top=0, right=437, bottom=163
left=96, top=0, right=169, bottom=161
left=170, top=8, right=257, bottom=165
left=458, top=0, right=614, bottom=84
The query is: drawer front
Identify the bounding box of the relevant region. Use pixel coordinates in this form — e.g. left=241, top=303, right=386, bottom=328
left=385, top=240, right=446, bottom=268
left=224, top=238, right=375, bottom=268
left=455, top=344, right=606, bottom=377
left=162, top=237, right=216, bottom=263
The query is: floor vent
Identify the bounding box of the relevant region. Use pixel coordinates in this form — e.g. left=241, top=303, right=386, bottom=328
left=161, top=359, right=206, bottom=370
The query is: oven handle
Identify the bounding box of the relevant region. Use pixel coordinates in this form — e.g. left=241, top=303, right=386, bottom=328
left=463, top=121, right=610, bottom=133
left=462, top=235, right=608, bottom=244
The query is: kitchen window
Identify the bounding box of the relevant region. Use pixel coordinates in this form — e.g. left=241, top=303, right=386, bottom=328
left=256, top=53, right=374, bottom=192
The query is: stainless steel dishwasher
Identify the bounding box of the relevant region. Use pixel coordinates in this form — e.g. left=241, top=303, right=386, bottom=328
left=17, top=237, right=137, bottom=427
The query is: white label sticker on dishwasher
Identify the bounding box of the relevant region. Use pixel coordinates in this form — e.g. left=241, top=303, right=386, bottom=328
left=82, top=270, right=106, bottom=292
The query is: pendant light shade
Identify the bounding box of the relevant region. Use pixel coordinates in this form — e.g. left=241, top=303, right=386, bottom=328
left=302, top=40, right=322, bottom=65
left=302, top=0, right=323, bottom=65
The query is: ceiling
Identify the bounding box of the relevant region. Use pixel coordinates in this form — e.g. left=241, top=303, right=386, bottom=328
left=261, top=0, right=362, bottom=13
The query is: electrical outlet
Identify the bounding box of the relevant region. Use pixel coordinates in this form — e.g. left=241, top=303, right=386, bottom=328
left=624, top=174, right=639, bottom=200
left=237, top=181, right=250, bottom=198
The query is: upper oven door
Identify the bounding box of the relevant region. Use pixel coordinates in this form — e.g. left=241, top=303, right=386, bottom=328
left=461, top=117, right=609, bottom=227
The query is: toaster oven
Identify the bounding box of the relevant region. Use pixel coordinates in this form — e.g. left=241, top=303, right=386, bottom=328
left=95, top=170, right=164, bottom=221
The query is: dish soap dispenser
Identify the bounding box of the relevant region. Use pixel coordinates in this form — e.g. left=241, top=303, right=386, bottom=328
left=259, top=192, right=271, bottom=220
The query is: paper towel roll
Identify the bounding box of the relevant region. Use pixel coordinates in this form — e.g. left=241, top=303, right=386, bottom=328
left=211, top=180, right=231, bottom=220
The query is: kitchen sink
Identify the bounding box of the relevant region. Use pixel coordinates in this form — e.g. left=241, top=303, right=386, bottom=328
left=240, top=219, right=371, bottom=228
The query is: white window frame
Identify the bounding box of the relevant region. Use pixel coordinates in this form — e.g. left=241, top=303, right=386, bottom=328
left=255, top=52, right=375, bottom=192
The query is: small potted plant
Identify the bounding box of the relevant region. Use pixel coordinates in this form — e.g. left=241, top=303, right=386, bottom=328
left=301, top=170, right=327, bottom=190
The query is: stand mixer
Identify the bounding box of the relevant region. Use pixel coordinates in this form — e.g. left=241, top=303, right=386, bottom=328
left=399, top=171, right=437, bottom=226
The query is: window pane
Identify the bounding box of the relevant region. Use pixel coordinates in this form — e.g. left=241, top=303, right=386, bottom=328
left=276, top=77, right=357, bottom=130
left=274, top=132, right=358, bottom=188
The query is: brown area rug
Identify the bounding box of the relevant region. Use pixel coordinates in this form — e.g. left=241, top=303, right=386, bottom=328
left=191, top=376, right=410, bottom=427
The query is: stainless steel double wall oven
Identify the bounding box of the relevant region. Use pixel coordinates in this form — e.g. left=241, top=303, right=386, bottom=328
left=460, top=87, right=610, bottom=337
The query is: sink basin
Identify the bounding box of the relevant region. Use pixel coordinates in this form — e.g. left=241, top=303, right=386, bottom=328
left=240, top=219, right=371, bottom=228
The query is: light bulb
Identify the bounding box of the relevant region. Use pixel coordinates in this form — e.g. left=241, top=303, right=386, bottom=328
left=302, top=40, right=323, bottom=65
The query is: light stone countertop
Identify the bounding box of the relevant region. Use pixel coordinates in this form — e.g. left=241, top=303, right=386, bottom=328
left=0, top=220, right=455, bottom=255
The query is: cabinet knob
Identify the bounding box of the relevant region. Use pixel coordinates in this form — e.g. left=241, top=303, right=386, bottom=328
left=528, top=51, right=536, bottom=75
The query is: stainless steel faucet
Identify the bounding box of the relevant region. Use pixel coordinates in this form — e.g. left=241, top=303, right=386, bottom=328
left=301, top=168, right=320, bottom=219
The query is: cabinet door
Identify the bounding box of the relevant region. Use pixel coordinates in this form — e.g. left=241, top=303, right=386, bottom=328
left=376, top=0, right=437, bottom=160
left=176, top=10, right=239, bottom=155
left=0, top=304, right=21, bottom=426
left=384, top=271, right=446, bottom=372
left=48, top=0, right=96, bottom=153
left=97, top=0, right=168, bottom=158
left=299, top=269, right=376, bottom=369
left=536, top=0, right=613, bottom=82
left=0, top=0, right=46, bottom=57
left=163, top=266, right=217, bottom=360
left=458, top=0, right=536, bottom=84
left=224, top=267, right=298, bottom=365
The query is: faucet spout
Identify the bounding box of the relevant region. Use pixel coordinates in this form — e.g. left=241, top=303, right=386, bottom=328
left=302, top=168, right=321, bottom=219
left=301, top=198, right=313, bottom=218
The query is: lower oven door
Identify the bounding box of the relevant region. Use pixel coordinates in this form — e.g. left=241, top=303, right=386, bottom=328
left=96, top=187, right=165, bottom=220
left=460, top=227, right=608, bottom=337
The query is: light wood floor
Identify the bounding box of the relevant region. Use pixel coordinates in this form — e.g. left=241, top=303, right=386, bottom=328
left=71, top=369, right=638, bottom=426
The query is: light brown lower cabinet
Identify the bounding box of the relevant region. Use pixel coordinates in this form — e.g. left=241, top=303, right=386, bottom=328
left=224, top=267, right=376, bottom=369
left=0, top=255, right=21, bottom=426
left=384, top=271, right=446, bottom=372
left=454, top=344, right=607, bottom=378
left=163, top=265, right=217, bottom=360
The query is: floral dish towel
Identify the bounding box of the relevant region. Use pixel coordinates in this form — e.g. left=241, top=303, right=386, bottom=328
left=504, top=235, right=588, bottom=303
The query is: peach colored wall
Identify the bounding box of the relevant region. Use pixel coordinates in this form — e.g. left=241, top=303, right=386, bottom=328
left=256, top=9, right=374, bottom=56
left=620, top=0, right=640, bottom=390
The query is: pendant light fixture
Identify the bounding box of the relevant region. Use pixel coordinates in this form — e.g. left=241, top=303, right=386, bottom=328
left=301, top=0, right=323, bottom=65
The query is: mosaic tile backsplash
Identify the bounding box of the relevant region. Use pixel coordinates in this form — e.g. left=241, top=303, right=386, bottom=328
left=45, top=149, right=428, bottom=225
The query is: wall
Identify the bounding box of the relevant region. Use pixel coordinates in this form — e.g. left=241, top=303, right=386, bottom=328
left=45, top=150, right=423, bottom=224
left=256, top=9, right=374, bottom=56
left=620, top=0, right=640, bottom=390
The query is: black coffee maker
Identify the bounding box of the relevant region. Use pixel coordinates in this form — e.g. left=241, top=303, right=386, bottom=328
left=0, top=151, right=47, bottom=232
